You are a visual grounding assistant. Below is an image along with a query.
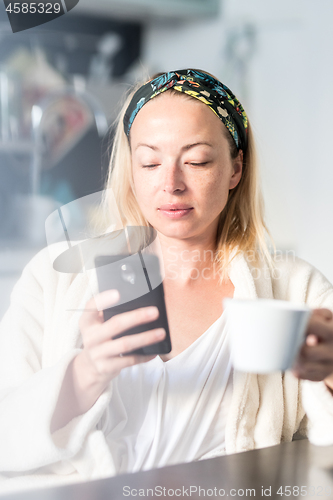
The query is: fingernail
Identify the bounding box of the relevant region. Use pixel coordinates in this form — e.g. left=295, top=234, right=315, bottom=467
left=306, top=334, right=318, bottom=346
left=155, top=328, right=165, bottom=338
left=147, top=307, right=158, bottom=317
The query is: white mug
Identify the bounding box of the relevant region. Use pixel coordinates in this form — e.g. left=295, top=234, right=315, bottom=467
left=223, top=298, right=312, bottom=373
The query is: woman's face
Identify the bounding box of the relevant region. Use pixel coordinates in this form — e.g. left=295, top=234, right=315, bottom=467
left=130, top=92, right=242, bottom=245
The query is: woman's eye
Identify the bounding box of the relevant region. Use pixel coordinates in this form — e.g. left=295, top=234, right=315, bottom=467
left=142, top=164, right=158, bottom=168
left=189, top=162, right=209, bottom=166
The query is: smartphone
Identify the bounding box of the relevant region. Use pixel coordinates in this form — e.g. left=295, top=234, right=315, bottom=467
left=94, top=253, right=171, bottom=356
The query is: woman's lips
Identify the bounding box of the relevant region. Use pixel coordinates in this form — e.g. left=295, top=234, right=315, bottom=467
left=158, top=208, right=194, bottom=219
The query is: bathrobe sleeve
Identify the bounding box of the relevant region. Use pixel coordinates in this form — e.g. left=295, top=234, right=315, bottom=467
left=0, top=248, right=113, bottom=476
left=299, top=260, right=333, bottom=445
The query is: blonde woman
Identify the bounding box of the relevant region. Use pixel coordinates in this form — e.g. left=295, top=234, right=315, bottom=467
left=1, top=69, right=333, bottom=491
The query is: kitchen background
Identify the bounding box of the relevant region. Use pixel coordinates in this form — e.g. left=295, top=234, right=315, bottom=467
left=0, top=0, right=333, bottom=319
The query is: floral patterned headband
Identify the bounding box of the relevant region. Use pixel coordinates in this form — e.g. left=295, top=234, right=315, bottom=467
left=123, top=69, right=248, bottom=152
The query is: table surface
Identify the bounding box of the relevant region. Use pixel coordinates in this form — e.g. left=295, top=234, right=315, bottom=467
left=3, top=439, right=333, bottom=500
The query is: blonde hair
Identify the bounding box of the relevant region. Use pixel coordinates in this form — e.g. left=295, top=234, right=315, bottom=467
left=98, top=71, right=275, bottom=282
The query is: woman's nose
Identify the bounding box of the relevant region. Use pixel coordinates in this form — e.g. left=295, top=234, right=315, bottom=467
left=161, top=163, right=186, bottom=193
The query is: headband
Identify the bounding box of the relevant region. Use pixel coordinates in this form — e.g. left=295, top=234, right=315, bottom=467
left=123, top=69, right=248, bottom=151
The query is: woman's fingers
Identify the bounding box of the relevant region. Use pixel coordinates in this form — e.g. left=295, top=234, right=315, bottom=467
left=305, top=313, right=333, bottom=343
left=292, top=309, right=333, bottom=382
left=297, top=343, right=333, bottom=365
left=293, top=341, right=333, bottom=381
left=79, top=290, right=120, bottom=329
left=78, top=295, right=164, bottom=384
left=92, top=327, right=166, bottom=360
left=83, top=327, right=165, bottom=380
left=292, top=361, right=332, bottom=381
left=99, top=306, right=160, bottom=341
left=94, top=353, right=158, bottom=377
left=312, top=308, right=333, bottom=321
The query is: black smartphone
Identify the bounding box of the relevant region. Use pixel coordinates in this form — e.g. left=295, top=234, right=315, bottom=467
left=94, top=253, right=171, bottom=356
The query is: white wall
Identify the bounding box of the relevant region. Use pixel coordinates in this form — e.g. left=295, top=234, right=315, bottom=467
left=141, top=0, right=333, bottom=282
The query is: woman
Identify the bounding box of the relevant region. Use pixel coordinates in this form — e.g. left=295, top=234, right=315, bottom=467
left=1, top=69, right=333, bottom=491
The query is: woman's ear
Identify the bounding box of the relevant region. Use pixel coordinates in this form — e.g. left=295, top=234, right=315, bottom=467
left=229, top=150, right=243, bottom=190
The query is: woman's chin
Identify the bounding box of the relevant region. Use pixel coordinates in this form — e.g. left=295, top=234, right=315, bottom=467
left=155, top=225, right=201, bottom=242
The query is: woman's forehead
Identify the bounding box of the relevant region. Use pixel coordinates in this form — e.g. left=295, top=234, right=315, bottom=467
left=130, top=91, right=226, bottom=139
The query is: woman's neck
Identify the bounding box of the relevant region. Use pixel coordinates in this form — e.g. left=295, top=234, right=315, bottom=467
left=157, top=234, right=220, bottom=285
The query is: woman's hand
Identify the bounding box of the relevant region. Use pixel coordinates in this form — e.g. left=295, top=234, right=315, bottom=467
left=50, top=290, right=165, bottom=433
left=77, top=289, right=166, bottom=389
left=292, top=308, right=333, bottom=391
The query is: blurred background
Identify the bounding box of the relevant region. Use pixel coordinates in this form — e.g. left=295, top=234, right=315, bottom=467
left=0, top=0, right=333, bottom=319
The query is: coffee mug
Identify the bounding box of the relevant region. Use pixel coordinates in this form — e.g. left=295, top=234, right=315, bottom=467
left=223, top=298, right=312, bottom=373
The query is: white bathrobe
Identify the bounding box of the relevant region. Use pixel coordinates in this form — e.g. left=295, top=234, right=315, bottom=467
left=1, top=246, right=333, bottom=494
